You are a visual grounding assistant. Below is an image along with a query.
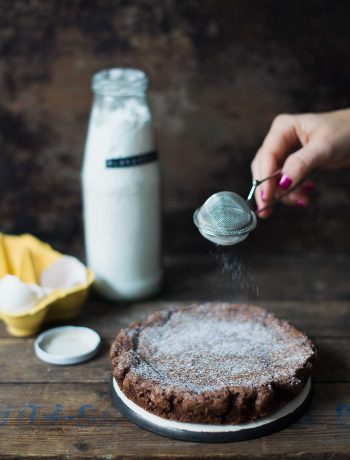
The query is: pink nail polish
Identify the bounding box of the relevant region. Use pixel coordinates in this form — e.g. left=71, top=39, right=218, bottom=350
left=296, top=199, right=307, bottom=207
left=278, top=175, right=292, bottom=190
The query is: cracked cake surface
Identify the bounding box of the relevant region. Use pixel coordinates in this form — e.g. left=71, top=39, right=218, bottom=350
left=110, top=303, right=316, bottom=424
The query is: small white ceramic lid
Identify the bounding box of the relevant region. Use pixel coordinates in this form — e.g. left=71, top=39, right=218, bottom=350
left=34, top=325, right=101, bottom=365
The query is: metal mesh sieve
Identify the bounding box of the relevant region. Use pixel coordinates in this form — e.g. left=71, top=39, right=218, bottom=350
left=193, top=191, right=257, bottom=246
left=193, top=169, right=309, bottom=246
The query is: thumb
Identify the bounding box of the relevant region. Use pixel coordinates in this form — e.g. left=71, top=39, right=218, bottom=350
left=278, top=144, right=321, bottom=190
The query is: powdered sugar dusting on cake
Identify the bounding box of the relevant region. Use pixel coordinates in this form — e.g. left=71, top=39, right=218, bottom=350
left=132, top=303, right=314, bottom=392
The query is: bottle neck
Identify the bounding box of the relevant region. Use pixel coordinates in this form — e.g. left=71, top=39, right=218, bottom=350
left=93, top=92, right=147, bottom=105
left=92, top=68, right=148, bottom=99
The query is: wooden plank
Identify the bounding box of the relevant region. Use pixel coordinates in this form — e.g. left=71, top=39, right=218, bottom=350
left=0, top=382, right=349, bottom=459
left=314, top=338, right=350, bottom=383
left=0, top=299, right=350, bottom=337
left=255, top=300, right=350, bottom=338
left=1, top=252, right=349, bottom=339
left=163, top=253, right=350, bottom=301
left=0, top=337, right=348, bottom=384
left=0, top=338, right=112, bottom=384
left=2, top=298, right=348, bottom=339
left=1, top=298, right=346, bottom=339
left=1, top=299, right=349, bottom=342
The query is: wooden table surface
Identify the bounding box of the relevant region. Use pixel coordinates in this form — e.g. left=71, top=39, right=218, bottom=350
left=1, top=253, right=350, bottom=459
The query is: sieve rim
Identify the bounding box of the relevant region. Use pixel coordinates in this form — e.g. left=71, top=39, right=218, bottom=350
left=193, top=208, right=257, bottom=236
left=197, top=228, right=249, bottom=245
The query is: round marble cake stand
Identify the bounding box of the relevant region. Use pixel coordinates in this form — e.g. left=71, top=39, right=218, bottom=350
left=110, top=376, right=312, bottom=443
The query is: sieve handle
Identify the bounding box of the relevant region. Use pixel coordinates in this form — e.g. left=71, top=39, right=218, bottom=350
left=246, top=169, right=282, bottom=204
left=254, top=171, right=310, bottom=213
left=258, top=177, right=308, bottom=212
left=247, top=169, right=311, bottom=212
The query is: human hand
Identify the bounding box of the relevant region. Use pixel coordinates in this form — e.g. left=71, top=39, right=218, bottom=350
left=251, top=108, right=350, bottom=218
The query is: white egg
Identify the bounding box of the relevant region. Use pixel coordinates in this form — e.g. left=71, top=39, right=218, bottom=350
left=40, top=256, right=87, bottom=290
left=0, top=275, right=45, bottom=314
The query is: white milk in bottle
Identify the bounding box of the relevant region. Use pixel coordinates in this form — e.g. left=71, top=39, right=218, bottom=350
left=82, top=68, right=162, bottom=300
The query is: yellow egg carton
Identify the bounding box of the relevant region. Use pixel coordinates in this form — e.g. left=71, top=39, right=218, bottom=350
left=0, top=234, right=94, bottom=337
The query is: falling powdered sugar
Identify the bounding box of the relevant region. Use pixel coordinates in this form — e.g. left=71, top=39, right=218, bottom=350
left=213, top=245, right=259, bottom=299
left=132, top=303, right=314, bottom=393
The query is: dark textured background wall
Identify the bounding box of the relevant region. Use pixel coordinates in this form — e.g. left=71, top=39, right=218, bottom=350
left=0, top=0, right=349, bottom=256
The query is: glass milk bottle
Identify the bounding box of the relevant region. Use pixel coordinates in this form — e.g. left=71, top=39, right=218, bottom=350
left=82, top=68, right=162, bottom=300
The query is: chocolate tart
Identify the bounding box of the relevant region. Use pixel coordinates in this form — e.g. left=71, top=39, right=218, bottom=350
left=110, top=303, right=316, bottom=439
